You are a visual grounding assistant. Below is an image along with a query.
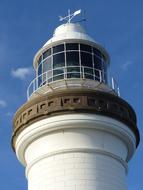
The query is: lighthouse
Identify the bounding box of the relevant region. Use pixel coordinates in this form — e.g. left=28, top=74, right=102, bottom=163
left=12, top=10, right=140, bottom=190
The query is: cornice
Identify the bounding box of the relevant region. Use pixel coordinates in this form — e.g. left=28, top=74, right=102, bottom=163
left=12, top=90, right=140, bottom=150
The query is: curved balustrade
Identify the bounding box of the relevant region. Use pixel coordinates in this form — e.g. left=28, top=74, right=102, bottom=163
left=27, top=66, right=119, bottom=99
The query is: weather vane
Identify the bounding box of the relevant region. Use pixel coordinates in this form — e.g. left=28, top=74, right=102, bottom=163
left=59, top=9, right=81, bottom=23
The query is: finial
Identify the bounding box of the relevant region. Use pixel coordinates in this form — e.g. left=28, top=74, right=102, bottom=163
left=59, top=9, right=81, bottom=23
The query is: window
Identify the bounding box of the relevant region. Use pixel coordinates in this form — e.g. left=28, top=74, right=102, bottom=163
left=83, top=67, right=94, bottom=80
left=94, top=69, right=100, bottom=81
left=66, top=43, right=79, bottom=50
left=94, top=55, right=102, bottom=70
left=53, top=44, right=64, bottom=54
left=53, top=53, right=65, bottom=68
left=81, top=52, right=93, bottom=67
left=38, top=55, right=42, bottom=65
left=43, top=58, right=52, bottom=82
left=38, top=63, right=42, bottom=86
left=80, top=44, right=92, bottom=53
left=53, top=68, right=64, bottom=76
left=38, top=63, right=42, bottom=76
left=43, top=57, right=52, bottom=73
left=43, top=49, right=51, bottom=59
left=93, top=48, right=101, bottom=57
left=53, top=68, right=64, bottom=80
left=53, top=52, right=65, bottom=80
left=66, top=52, right=79, bottom=66
left=67, top=66, right=80, bottom=78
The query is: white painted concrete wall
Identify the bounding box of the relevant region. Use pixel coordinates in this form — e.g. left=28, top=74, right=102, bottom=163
left=27, top=152, right=127, bottom=190
left=15, top=114, right=136, bottom=190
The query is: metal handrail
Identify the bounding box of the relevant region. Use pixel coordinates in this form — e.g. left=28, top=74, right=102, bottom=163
left=27, top=66, right=119, bottom=99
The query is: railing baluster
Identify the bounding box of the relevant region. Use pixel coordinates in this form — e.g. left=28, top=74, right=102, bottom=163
left=33, top=80, right=35, bottom=93
left=64, top=67, right=66, bottom=79
left=99, top=70, right=102, bottom=82
left=112, top=77, right=115, bottom=90
left=82, top=66, right=85, bottom=79
left=27, top=88, right=29, bottom=100
left=118, top=87, right=120, bottom=97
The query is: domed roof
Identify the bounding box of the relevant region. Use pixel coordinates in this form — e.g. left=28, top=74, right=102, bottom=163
left=43, top=23, right=95, bottom=47
left=33, top=22, right=110, bottom=69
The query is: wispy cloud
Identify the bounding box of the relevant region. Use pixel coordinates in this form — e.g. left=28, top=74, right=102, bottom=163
left=6, top=112, right=13, bottom=117
left=11, top=67, right=33, bottom=80
left=121, top=61, right=133, bottom=71
left=0, top=100, right=7, bottom=107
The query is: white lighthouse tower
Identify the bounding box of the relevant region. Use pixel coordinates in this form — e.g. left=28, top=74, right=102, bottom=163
left=12, top=10, right=140, bottom=190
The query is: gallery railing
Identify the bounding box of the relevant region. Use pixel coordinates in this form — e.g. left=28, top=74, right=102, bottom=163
left=27, top=66, right=120, bottom=99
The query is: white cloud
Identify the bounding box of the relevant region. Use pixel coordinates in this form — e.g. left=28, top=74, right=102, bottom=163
left=121, top=61, right=133, bottom=71
left=11, top=67, right=33, bottom=80
left=0, top=100, right=7, bottom=107
left=6, top=112, right=13, bottom=117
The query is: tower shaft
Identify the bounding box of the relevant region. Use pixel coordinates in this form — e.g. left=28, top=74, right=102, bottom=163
left=17, top=114, right=132, bottom=190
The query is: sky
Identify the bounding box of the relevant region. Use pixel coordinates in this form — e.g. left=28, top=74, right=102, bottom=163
left=0, top=0, right=142, bottom=189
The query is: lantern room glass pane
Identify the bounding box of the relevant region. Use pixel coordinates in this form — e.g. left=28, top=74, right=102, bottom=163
left=38, top=63, right=42, bottom=76
left=94, top=55, right=102, bottom=70
left=84, top=67, right=94, bottom=80
left=66, top=43, right=79, bottom=50
left=66, top=52, right=79, bottom=66
left=43, top=57, right=52, bottom=73
left=67, top=66, right=80, bottom=78
left=53, top=68, right=64, bottom=81
left=38, top=63, right=42, bottom=87
left=93, top=48, right=102, bottom=57
left=81, top=52, right=93, bottom=67
left=94, top=70, right=100, bottom=81
left=53, top=44, right=64, bottom=54
left=38, top=55, right=42, bottom=65
left=43, top=49, right=51, bottom=59
left=80, top=44, right=92, bottom=53
left=53, top=53, right=65, bottom=68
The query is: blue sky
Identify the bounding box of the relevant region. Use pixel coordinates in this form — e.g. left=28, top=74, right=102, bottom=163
left=0, top=0, right=142, bottom=189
